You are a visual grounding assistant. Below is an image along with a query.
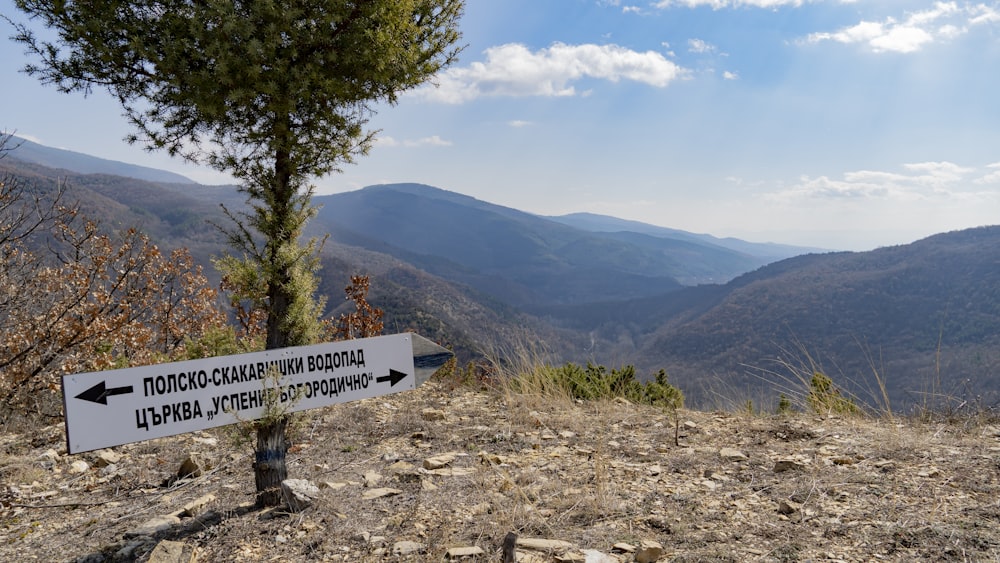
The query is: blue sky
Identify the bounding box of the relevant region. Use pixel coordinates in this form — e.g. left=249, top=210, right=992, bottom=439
left=2, top=1, right=999, bottom=250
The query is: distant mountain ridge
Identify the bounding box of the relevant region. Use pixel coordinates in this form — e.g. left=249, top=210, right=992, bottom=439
left=308, top=183, right=794, bottom=306
left=6, top=135, right=196, bottom=185
left=5, top=141, right=996, bottom=411
left=549, top=212, right=829, bottom=261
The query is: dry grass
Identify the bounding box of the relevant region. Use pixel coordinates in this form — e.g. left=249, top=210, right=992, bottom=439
left=4, top=364, right=1000, bottom=561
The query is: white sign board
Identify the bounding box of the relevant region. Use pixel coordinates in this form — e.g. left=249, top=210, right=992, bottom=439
left=62, top=333, right=428, bottom=454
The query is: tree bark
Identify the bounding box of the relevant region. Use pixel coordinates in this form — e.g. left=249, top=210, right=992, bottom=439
left=255, top=133, right=295, bottom=507
left=254, top=416, right=289, bottom=507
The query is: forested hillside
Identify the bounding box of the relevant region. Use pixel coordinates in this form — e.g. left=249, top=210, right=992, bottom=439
left=3, top=154, right=998, bottom=413
left=633, top=227, right=1000, bottom=410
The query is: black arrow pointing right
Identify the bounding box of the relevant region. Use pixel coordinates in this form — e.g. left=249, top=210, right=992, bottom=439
left=376, top=369, right=408, bottom=387
left=75, top=381, right=134, bottom=405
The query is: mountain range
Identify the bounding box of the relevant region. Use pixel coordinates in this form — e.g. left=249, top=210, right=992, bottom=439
left=6, top=135, right=196, bottom=185
left=2, top=138, right=997, bottom=412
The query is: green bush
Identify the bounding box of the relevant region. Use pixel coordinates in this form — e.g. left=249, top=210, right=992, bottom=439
left=533, top=362, right=683, bottom=410
left=775, top=393, right=794, bottom=415
left=807, top=372, right=859, bottom=415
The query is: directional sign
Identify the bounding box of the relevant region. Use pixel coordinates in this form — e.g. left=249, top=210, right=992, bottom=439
left=61, top=333, right=452, bottom=454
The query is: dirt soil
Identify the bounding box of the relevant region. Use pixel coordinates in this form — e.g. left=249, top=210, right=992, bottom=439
left=3, top=379, right=1000, bottom=562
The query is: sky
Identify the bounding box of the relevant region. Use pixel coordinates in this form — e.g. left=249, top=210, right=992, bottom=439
left=2, top=1, right=999, bottom=251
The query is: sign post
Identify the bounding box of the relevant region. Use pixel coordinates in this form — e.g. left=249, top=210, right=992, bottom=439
left=61, top=333, right=452, bottom=454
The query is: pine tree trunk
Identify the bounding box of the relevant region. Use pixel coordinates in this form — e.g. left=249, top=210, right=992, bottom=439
left=255, top=138, right=295, bottom=508
left=254, top=416, right=289, bottom=507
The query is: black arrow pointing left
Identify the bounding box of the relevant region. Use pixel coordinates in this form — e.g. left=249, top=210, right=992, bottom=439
left=376, top=369, right=408, bottom=387
left=75, top=381, right=134, bottom=405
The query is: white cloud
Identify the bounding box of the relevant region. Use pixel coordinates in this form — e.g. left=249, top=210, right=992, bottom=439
left=974, top=162, right=1000, bottom=184
left=688, top=38, right=717, bottom=53
left=805, top=2, right=997, bottom=53
left=375, top=135, right=451, bottom=148
left=969, top=4, right=1000, bottom=25
left=769, top=161, right=992, bottom=202
left=412, top=42, right=686, bottom=103
left=902, top=161, right=974, bottom=182
left=508, top=120, right=533, bottom=128
left=723, top=70, right=739, bottom=80
left=654, top=0, right=807, bottom=8
left=869, top=25, right=934, bottom=53
left=406, top=136, right=452, bottom=147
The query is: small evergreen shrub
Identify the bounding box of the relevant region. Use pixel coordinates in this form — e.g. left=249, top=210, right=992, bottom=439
left=526, top=362, right=683, bottom=410
left=775, top=393, right=794, bottom=415
left=807, top=372, right=859, bottom=415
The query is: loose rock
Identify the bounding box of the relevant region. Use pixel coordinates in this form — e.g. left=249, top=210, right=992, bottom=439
left=146, top=540, right=198, bottom=563
left=282, top=479, right=320, bottom=512
left=445, top=546, right=486, bottom=559
left=423, top=452, right=459, bottom=470
left=69, top=460, right=90, bottom=474
left=517, top=537, right=575, bottom=553
left=720, top=447, right=748, bottom=462
left=635, top=540, right=664, bottom=563
left=393, top=540, right=425, bottom=555
left=361, top=487, right=402, bottom=500
left=176, top=453, right=206, bottom=479
left=124, top=515, right=181, bottom=538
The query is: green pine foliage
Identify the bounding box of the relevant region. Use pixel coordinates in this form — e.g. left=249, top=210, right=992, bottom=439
left=807, top=371, right=859, bottom=415
left=776, top=393, right=794, bottom=415
left=527, top=362, right=684, bottom=410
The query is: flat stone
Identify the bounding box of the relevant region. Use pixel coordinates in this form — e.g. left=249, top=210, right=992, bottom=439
left=774, top=458, right=809, bottom=472
left=178, top=493, right=216, bottom=517
left=361, top=487, right=402, bottom=500
left=582, top=549, right=621, bottom=562
left=388, top=460, right=416, bottom=472
left=719, top=447, right=748, bottom=462
left=635, top=540, right=664, bottom=563
left=362, top=470, right=383, bottom=487
left=94, top=450, right=122, bottom=467
left=69, top=460, right=90, bottom=474
left=393, top=540, right=425, bottom=555
left=423, top=452, right=459, bottom=470
left=282, top=479, right=320, bottom=512
left=425, top=467, right=477, bottom=477
left=146, top=540, right=197, bottom=563
left=918, top=466, right=942, bottom=478
left=445, top=546, right=486, bottom=559
left=421, top=408, right=447, bottom=421
left=517, top=538, right=575, bottom=553
left=612, top=542, right=636, bottom=553
left=125, top=515, right=181, bottom=538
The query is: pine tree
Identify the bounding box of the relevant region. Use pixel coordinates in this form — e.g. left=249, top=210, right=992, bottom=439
left=11, top=0, right=464, bottom=506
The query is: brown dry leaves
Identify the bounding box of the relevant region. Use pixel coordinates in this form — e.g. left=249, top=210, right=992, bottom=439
left=0, top=178, right=225, bottom=418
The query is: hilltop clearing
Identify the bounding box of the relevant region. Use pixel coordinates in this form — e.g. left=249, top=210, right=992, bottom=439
left=3, top=380, right=1000, bottom=562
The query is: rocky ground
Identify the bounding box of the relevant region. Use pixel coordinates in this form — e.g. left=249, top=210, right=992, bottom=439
left=3, top=378, right=1000, bottom=562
